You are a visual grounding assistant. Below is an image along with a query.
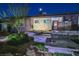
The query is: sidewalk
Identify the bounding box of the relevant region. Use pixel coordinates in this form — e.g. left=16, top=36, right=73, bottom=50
left=0, top=36, right=8, bottom=42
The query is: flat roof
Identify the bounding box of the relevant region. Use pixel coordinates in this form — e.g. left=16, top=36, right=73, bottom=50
left=28, top=12, right=79, bottom=18
left=1, top=12, right=79, bottom=19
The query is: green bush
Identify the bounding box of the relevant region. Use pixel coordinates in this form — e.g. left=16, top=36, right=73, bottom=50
left=70, top=35, right=79, bottom=44
left=53, top=53, right=72, bottom=56
left=7, top=33, right=32, bottom=46
left=0, top=33, right=34, bottom=55
left=0, top=44, right=27, bottom=55
left=33, top=42, right=48, bottom=51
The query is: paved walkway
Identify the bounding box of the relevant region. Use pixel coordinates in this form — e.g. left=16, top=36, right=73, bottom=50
left=45, top=45, right=79, bottom=55
left=0, top=36, right=8, bottom=42
left=52, top=31, right=79, bottom=35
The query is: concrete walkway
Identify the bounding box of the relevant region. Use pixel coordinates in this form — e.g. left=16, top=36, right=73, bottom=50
left=0, top=36, right=8, bottom=42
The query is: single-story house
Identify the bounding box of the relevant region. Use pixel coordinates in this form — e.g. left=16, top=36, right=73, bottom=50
left=0, top=12, right=79, bottom=33
left=26, top=13, right=79, bottom=32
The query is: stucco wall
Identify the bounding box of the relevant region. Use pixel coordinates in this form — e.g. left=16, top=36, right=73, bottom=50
left=32, top=17, right=52, bottom=31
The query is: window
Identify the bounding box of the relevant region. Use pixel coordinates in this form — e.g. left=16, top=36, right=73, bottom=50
left=44, top=19, right=50, bottom=23
left=44, top=20, right=47, bottom=23
left=35, top=20, right=39, bottom=23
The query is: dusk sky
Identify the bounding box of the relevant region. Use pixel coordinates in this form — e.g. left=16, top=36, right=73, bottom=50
left=0, top=3, right=79, bottom=16
left=28, top=3, right=79, bottom=16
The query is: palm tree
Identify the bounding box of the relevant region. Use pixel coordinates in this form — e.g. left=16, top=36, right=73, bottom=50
left=8, top=3, right=28, bottom=33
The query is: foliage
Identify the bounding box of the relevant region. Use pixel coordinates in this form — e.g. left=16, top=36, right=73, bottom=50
left=0, top=43, right=28, bottom=56
left=70, top=35, right=79, bottom=44
left=34, top=42, right=44, bottom=48
left=0, top=33, right=34, bottom=55
left=53, top=53, right=72, bottom=56
left=7, top=33, right=33, bottom=46
left=0, top=32, right=34, bottom=55
left=34, top=42, right=47, bottom=51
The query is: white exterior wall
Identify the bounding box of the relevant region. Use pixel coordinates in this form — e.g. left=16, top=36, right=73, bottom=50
left=32, top=17, right=52, bottom=31
left=30, top=16, right=63, bottom=31
left=51, top=17, right=63, bottom=22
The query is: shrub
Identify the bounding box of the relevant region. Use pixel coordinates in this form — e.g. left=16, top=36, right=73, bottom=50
left=7, top=33, right=33, bottom=46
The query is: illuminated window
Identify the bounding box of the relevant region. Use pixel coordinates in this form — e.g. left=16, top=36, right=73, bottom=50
left=35, top=20, right=39, bottom=23
left=44, top=19, right=50, bottom=23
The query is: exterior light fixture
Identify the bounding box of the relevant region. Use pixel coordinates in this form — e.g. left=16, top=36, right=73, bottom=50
left=39, top=8, right=43, bottom=12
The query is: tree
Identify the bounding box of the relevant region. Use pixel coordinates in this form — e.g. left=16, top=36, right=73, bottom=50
left=0, top=10, right=8, bottom=19
left=8, top=3, right=28, bottom=33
